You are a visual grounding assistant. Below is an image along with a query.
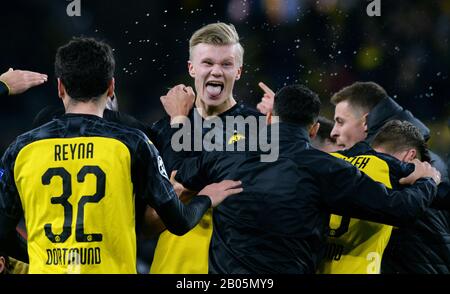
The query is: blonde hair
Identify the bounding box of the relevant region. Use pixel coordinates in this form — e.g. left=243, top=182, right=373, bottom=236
left=189, top=22, right=244, bottom=66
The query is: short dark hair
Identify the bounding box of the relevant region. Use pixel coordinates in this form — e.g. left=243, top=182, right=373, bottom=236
left=55, top=37, right=115, bottom=102
left=316, top=116, right=336, bottom=143
left=330, top=82, right=388, bottom=113
left=372, top=120, right=430, bottom=162
left=273, top=84, right=321, bottom=127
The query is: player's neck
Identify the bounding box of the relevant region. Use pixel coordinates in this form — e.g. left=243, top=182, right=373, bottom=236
left=195, top=96, right=237, bottom=117
left=65, top=100, right=105, bottom=118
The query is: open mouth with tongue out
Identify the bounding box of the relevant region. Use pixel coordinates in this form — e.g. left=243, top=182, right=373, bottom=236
left=205, top=81, right=224, bottom=99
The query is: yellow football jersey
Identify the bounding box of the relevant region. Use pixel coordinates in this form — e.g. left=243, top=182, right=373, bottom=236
left=0, top=114, right=181, bottom=274
left=317, top=151, right=394, bottom=274
left=14, top=137, right=135, bottom=273
left=151, top=209, right=212, bottom=274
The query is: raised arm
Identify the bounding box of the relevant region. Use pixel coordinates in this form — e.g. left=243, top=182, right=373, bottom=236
left=256, top=82, right=275, bottom=115
left=152, top=84, right=196, bottom=173
left=321, top=156, right=440, bottom=227
left=0, top=68, right=47, bottom=96
left=134, top=136, right=241, bottom=236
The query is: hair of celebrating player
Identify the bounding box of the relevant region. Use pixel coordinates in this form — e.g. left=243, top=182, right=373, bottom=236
left=189, top=22, right=244, bottom=66
left=55, top=37, right=115, bottom=102
left=273, top=84, right=321, bottom=127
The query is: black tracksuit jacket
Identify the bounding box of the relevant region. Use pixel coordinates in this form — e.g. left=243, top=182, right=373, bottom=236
left=366, top=97, right=450, bottom=273
left=175, top=122, right=438, bottom=273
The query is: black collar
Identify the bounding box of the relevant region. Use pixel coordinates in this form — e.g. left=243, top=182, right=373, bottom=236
left=276, top=122, right=311, bottom=143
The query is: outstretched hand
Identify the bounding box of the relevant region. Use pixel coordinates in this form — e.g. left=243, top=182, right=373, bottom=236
left=256, top=82, right=275, bottom=115
left=0, top=68, right=48, bottom=95
left=199, top=180, right=243, bottom=207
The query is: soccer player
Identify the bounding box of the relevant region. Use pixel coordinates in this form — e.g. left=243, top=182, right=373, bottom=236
left=311, top=116, right=340, bottom=153
left=372, top=120, right=430, bottom=164
left=316, top=120, right=431, bottom=274
left=329, top=82, right=450, bottom=273
left=171, top=84, right=440, bottom=273
left=150, top=22, right=263, bottom=274
left=0, top=68, right=47, bottom=97
left=0, top=37, right=242, bottom=274
left=330, top=82, right=448, bottom=182
left=257, top=85, right=390, bottom=273
left=256, top=81, right=449, bottom=273
left=152, top=22, right=263, bottom=173
left=371, top=121, right=450, bottom=273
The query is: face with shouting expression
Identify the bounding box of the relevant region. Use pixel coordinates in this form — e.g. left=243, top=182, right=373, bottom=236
left=188, top=43, right=242, bottom=115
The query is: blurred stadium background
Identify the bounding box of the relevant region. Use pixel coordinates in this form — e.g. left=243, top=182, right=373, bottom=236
left=0, top=0, right=448, bottom=159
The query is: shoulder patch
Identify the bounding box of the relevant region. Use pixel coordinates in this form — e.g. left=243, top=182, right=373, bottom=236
left=157, top=156, right=169, bottom=180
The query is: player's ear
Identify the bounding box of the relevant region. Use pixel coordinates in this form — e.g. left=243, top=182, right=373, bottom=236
left=106, top=78, right=115, bottom=98
left=235, top=65, right=242, bottom=81
left=188, top=61, right=195, bottom=78
left=404, top=149, right=417, bottom=162
left=0, top=256, right=6, bottom=274
left=309, top=122, right=320, bottom=139
left=362, top=112, right=369, bottom=132
left=57, top=78, right=65, bottom=99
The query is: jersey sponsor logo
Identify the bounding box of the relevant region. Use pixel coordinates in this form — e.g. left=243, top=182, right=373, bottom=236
left=0, top=168, right=4, bottom=180
left=157, top=156, right=169, bottom=180
left=228, top=132, right=246, bottom=145
left=169, top=110, right=279, bottom=162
